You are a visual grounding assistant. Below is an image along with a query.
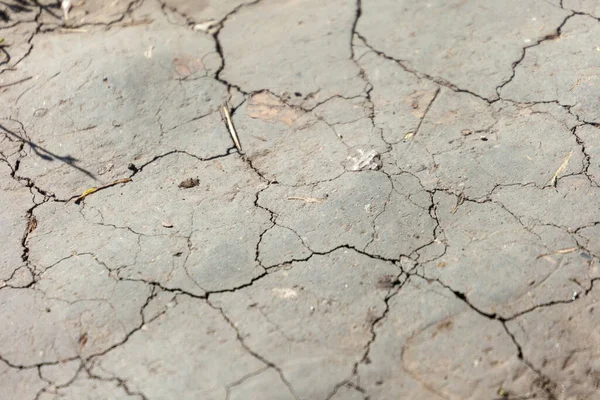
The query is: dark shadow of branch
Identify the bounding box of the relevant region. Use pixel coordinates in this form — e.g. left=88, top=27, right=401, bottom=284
left=0, top=0, right=61, bottom=25
left=0, top=0, right=36, bottom=22
left=0, top=122, right=97, bottom=180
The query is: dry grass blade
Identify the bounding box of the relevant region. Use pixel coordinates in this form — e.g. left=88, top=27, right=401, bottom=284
left=550, top=150, right=573, bottom=187
left=73, top=178, right=132, bottom=204
left=78, top=332, right=88, bottom=348
left=221, top=104, right=243, bottom=153
left=451, top=192, right=465, bottom=214
left=121, top=18, right=154, bottom=27
left=27, top=216, right=38, bottom=234
left=59, top=28, right=88, bottom=33
left=536, top=247, right=578, bottom=259
left=287, top=196, right=327, bottom=204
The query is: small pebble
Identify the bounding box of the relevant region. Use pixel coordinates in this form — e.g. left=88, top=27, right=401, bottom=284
left=178, top=178, right=200, bottom=189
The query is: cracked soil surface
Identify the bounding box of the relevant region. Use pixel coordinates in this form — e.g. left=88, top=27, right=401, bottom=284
left=1, top=0, right=600, bottom=399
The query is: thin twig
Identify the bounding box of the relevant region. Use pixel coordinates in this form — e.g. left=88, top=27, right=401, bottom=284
left=221, top=104, right=243, bottom=153
left=72, top=178, right=132, bottom=204
left=287, top=196, right=327, bottom=204
left=536, top=247, right=578, bottom=259
left=550, top=150, right=573, bottom=187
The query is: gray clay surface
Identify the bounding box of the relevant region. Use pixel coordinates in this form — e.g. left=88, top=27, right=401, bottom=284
left=1, top=0, right=599, bottom=399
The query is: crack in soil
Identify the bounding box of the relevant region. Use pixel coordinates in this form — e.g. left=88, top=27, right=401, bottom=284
left=224, top=366, right=270, bottom=400
left=206, top=297, right=301, bottom=400
left=211, top=0, right=263, bottom=96
left=495, top=12, right=577, bottom=97
left=2, top=1, right=599, bottom=398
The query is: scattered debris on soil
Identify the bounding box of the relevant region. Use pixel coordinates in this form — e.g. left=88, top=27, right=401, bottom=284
left=178, top=178, right=200, bottom=189
left=345, top=148, right=382, bottom=171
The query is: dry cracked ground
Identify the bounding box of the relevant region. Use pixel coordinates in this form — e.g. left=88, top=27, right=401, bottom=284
left=1, top=0, right=600, bottom=399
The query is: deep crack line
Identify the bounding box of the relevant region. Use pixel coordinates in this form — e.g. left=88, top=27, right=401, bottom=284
left=225, top=366, right=270, bottom=400
left=206, top=299, right=301, bottom=400
left=34, top=360, right=84, bottom=400
left=350, top=8, right=394, bottom=153
left=46, top=0, right=144, bottom=30
left=0, top=196, right=53, bottom=291
left=408, top=272, right=561, bottom=399
left=362, top=184, right=392, bottom=253
left=128, top=148, right=236, bottom=179
left=211, top=0, right=263, bottom=95
left=501, top=322, right=558, bottom=400
left=354, top=31, right=493, bottom=103
left=563, top=124, right=596, bottom=186
left=408, top=266, right=600, bottom=398
left=325, top=381, right=366, bottom=400
left=0, top=351, right=80, bottom=372
left=336, top=270, right=407, bottom=399
left=83, top=285, right=160, bottom=362
left=83, top=362, right=150, bottom=400
left=0, top=5, right=41, bottom=75
left=409, top=188, right=449, bottom=263
left=349, top=0, right=363, bottom=60
left=495, top=11, right=577, bottom=97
